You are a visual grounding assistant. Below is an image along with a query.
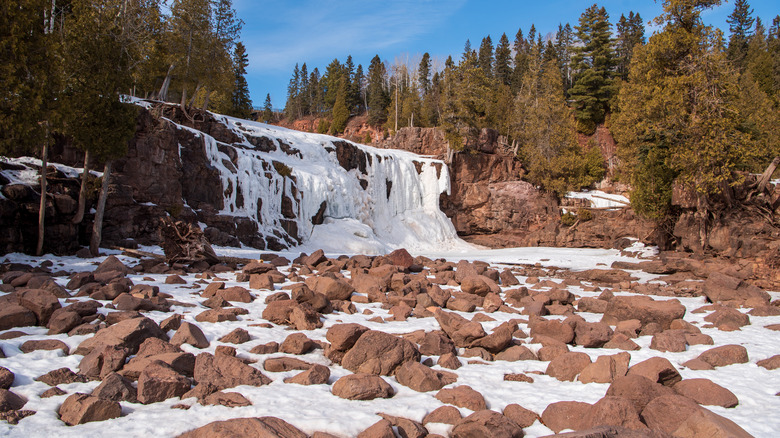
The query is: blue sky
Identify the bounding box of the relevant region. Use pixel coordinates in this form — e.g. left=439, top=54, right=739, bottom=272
left=233, top=0, right=779, bottom=109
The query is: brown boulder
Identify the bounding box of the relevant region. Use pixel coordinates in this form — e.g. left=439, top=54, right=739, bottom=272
left=584, top=396, right=646, bottom=431
left=703, top=307, right=750, bottom=328
left=605, top=375, right=675, bottom=413
left=58, top=393, right=121, bottom=426
left=579, top=355, right=622, bottom=384
left=0, top=304, right=37, bottom=330
left=461, top=275, right=491, bottom=296
left=19, top=339, right=69, bottom=355
left=640, top=394, right=703, bottom=435
left=672, top=378, right=739, bottom=408
left=47, top=310, right=82, bottom=335
left=529, top=318, right=575, bottom=344
left=242, top=261, right=276, bottom=275
left=503, top=404, right=539, bottom=428
left=601, top=296, right=685, bottom=330
left=357, top=419, right=395, bottom=438
left=16, top=288, right=62, bottom=325
left=451, top=410, right=524, bottom=438
left=263, top=357, right=313, bottom=372
left=74, top=316, right=167, bottom=356
left=79, top=345, right=130, bottom=379
left=541, top=401, right=591, bottom=433
left=0, top=389, right=26, bottom=412
left=35, top=368, right=89, bottom=386
left=546, top=352, right=592, bottom=382
left=171, top=322, right=210, bottom=349
left=627, top=357, right=681, bottom=386
left=306, top=276, right=354, bottom=301
left=702, top=272, right=770, bottom=304
left=424, top=405, right=463, bottom=425
left=219, top=328, right=251, bottom=344
left=216, top=286, right=254, bottom=303
left=341, top=330, right=421, bottom=376
left=386, top=248, right=414, bottom=269
left=573, top=321, right=614, bottom=348
left=671, top=407, right=753, bottom=437
left=418, top=330, right=457, bottom=356
left=434, top=309, right=487, bottom=347
left=94, top=255, right=130, bottom=275
left=280, top=332, right=316, bottom=355
left=331, top=373, right=394, bottom=400
left=202, top=391, right=252, bottom=407
left=650, top=330, right=689, bottom=352
left=0, top=367, right=14, bottom=390
left=470, top=321, right=515, bottom=353
left=177, top=417, right=307, bottom=438
left=91, top=372, right=137, bottom=402
left=435, top=385, right=487, bottom=411
left=137, top=361, right=191, bottom=404
left=696, top=344, right=749, bottom=367
left=395, top=361, right=457, bottom=392
left=495, top=345, right=537, bottom=362
left=193, top=352, right=271, bottom=390
left=283, top=364, right=330, bottom=385
left=757, top=354, right=780, bottom=370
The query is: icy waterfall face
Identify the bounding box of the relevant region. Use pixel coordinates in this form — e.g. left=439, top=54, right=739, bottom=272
left=192, top=114, right=461, bottom=254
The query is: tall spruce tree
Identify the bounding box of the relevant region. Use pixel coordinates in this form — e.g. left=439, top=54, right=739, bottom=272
left=262, top=94, right=273, bottom=123
left=477, top=36, right=494, bottom=77
left=615, top=12, right=645, bottom=80
left=284, top=63, right=301, bottom=120
left=367, top=55, right=389, bottom=126
left=229, top=42, right=252, bottom=119
left=512, top=27, right=529, bottom=92
left=570, top=4, right=617, bottom=134
left=331, top=76, right=350, bottom=133
left=555, top=23, right=575, bottom=92
left=418, top=53, right=432, bottom=95
left=726, top=0, right=755, bottom=70
left=495, top=33, right=513, bottom=86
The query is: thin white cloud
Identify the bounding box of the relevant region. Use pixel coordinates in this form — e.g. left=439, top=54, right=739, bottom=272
left=238, top=0, right=466, bottom=74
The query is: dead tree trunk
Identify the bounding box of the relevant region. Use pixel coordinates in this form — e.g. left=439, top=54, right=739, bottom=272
left=72, top=149, right=91, bottom=224
left=757, top=156, right=780, bottom=193
left=37, top=130, right=49, bottom=256
left=90, top=160, right=112, bottom=256
left=157, top=64, right=174, bottom=101
left=695, top=192, right=709, bottom=252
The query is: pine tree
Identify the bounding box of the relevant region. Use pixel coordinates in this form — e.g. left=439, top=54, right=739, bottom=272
left=512, top=27, right=529, bottom=92
left=367, top=55, right=389, bottom=126
left=298, top=63, right=309, bottom=115
left=570, top=4, right=617, bottom=134
left=612, top=0, right=764, bottom=248
left=262, top=94, right=273, bottom=123
left=353, top=64, right=365, bottom=114
left=555, top=23, right=574, bottom=92
left=167, top=0, right=214, bottom=106
left=495, top=33, right=513, bottom=86
left=284, top=63, right=301, bottom=120
left=478, top=36, right=494, bottom=77
left=727, top=0, right=755, bottom=70
left=615, top=12, right=645, bottom=80
left=229, top=42, right=252, bottom=119
left=419, top=53, right=432, bottom=95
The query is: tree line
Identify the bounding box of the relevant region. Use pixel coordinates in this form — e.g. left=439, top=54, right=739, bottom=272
left=1, top=0, right=252, bottom=256
left=282, top=0, right=780, bottom=237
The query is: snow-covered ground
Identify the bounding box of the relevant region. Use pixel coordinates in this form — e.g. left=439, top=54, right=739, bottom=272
left=566, top=190, right=630, bottom=209
left=0, top=243, right=778, bottom=437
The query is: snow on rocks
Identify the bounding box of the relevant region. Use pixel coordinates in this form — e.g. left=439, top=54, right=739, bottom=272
left=0, top=246, right=777, bottom=437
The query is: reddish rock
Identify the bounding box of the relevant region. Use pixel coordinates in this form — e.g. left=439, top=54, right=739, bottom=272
left=289, top=302, right=323, bottom=330
left=74, top=316, right=167, bottom=355
left=702, top=272, right=770, bottom=304
left=216, top=286, right=253, bottom=303
left=0, top=389, right=26, bottom=412
left=16, top=289, right=62, bottom=325
left=495, top=345, right=537, bottom=362
left=377, top=413, right=428, bottom=438
left=573, top=321, right=613, bottom=348
left=136, top=337, right=181, bottom=358
left=79, top=345, right=129, bottom=379
left=434, top=309, right=487, bottom=347
left=503, top=404, right=539, bottom=428
left=757, top=354, right=780, bottom=370
left=35, top=368, right=89, bottom=386
left=122, top=352, right=196, bottom=380
left=696, top=344, right=749, bottom=367
left=137, top=361, right=191, bottom=404
left=470, top=321, right=515, bottom=354
left=283, top=364, right=330, bottom=385
left=601, top=295, right=685, bottom=330
left=451, top=410, right=524, bottom=438
left=242, top=261, right=276, bottom=275
left=529, top=318, right=575, bottom=344
left=603, top=333, right=640, bottom=351
left=280, top=332, right=316, bottom=355
left=605, top=375, right=675, bottom=413
left=357, top=419, right=395, bottom=438
left=249, top=342, right=279, bottom=355
left=171, top=322, right=210, bottom=349
left=640, top=394, right=703, bottom=435
left=578, top=297, right=609, bottom=314
left=306, top=277, right=354, bottom=301
left=671, top=407, right=753, bottom=437
left=627, top=357, right=681, bottom=386
left=546, top=352, right=592, bottom=382
left=58, top=393, right=121, bottom=425
left=202, top=391, right=252, bottom=407
left=194, top=308, right=239, bottom=323
left=94, top=256, right=130, bottom=275
left=40, top=387, right=67, bottom=398
left=386, top=248, right=414, bottom=269
left=424, top=405, right=463, bottom=425
left=681, top=358, right=715, bottom=370
left=19, top=339, right=69, bottom=355
left=460, top=275, right=491, bottom=297
left=650, top=330, right=688, bottom=352
left=703, top=307, right=750, bottom=328
left=0, top=304, right=38, bottom=330
left=673, top=378, right=738, bottom=408
left=91, top=372, right=137, bottom=403
left=193, top=352, right=271, bottom=390
left=341, top=330, right=421, bottom=376
left=219, top=328, right=251, bottom=344
left=584, top=396, right=646, bottom=431
left=331, top=373, right=394, bottom=400
left=263, top=357, right=312, bottom=372
left=541, top=401, right=591, bottom=433
left=418, top=330, right=457, bottom=356
left=437, top=352, right=462, bottom=370
left=434, top=386, right=487, bottom=411
left=0, top=367, right=14, bottom=390
left=178, top=417, right=307, bottom=438
left=395, top=361, right=457, bottom=392
left=47, top=310, right=82, bottom=335
left=579, top=355, right=620, bottom=384
left=504, top=373, right=535, bottom=383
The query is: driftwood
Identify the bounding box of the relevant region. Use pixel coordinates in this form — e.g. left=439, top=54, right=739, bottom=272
left=756, top=156, right=780, bottom=194
left=159, top=217, right=219, bottom=265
